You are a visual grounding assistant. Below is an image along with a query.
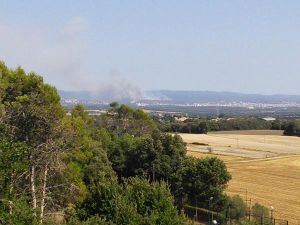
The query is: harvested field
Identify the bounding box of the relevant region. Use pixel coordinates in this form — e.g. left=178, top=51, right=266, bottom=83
left=181, top=133, right=300, bottom=158
left=180, top=132, right=300, bottom=224
left=187, top=151, right=249, bottom=162
left=209, top=130, right=284, bottom=135
left=227, top=156, right=300, bottom=225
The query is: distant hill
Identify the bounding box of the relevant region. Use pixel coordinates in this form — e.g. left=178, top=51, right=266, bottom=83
left=59, top=89, right=300, bottom=104
left=58, top=90, right=95, bottom=101
left=145, top=90, right=300, bottom=104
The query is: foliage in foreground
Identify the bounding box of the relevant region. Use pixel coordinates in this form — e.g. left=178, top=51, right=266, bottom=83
left=0, top=61, right=232, bottom=224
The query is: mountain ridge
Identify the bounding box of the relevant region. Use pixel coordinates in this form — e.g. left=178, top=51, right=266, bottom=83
left=59, top=89, right=300, bottom=104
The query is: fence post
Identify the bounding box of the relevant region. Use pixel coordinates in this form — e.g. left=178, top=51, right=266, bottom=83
left=260, top=214, right=264, bottom=225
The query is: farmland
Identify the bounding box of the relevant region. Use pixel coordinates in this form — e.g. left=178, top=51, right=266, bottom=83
left=180, top=131, right=300, bottom=224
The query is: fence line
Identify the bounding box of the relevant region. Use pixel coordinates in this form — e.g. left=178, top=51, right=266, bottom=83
left=183, top=205, right=289, bottom=225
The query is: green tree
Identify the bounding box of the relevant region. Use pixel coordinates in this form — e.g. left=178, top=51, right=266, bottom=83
left=181, top=157, right=231, bottom=210
left=0, top=197, right=38, bottom=225
left=251, top=203, right=270, bottom=222
left=224, top=195, right=247, bottom=221
left=101, top=103, right=157, bottom=136
left=63, top=105, right=116, bottom=212
left=122, top=177, right=187, bottom=225
left=0, top=62, right=71, bottom=222
left=0, top=138, right=31, bottom=224
left=108, top=133, right=136, bottom=178
left=284, top=122, right=300, bottom=136
left=78, top=177, right=188, bottom=225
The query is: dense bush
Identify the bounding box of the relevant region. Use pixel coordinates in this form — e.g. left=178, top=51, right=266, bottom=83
left=283, top=121, right=300, bottom=136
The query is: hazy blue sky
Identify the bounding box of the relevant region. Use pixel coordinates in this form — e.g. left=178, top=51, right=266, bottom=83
left=1, top=0, right=300, bottom=94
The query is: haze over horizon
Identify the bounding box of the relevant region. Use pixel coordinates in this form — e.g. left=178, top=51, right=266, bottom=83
left=1, top=1, right=300, bottom=95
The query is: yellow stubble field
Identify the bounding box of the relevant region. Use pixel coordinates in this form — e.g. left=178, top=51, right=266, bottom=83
left=179, top=131, right=300, bottom=224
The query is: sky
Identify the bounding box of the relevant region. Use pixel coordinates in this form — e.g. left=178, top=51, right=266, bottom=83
left=1, top=0, right=300, bottom=95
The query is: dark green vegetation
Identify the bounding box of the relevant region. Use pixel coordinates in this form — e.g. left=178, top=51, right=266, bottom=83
left=153, top=114, right=289, bottom=134
left=283, top=120, right=300, bottom=136
left=0, top=62, right=233, bottom=224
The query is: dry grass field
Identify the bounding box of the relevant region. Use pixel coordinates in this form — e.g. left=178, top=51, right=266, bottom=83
left=209, top=130, right=284, bottom=135
left=179, top=131, right=300, bottom=224
left=181, top=132, right=300, bottom=158
left=227, top=156, right=300, bottom=225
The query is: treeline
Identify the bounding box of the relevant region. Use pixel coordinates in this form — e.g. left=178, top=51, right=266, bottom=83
left=153, top=115, right=288, bottom=134
left=0, top=62, right=235, bottom=224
